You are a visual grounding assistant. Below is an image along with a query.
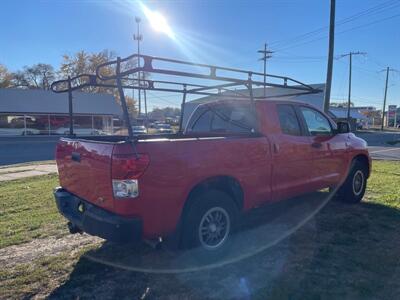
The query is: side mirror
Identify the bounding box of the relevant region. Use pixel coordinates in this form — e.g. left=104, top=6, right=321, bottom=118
left=336, top=121, right=350, bottom=134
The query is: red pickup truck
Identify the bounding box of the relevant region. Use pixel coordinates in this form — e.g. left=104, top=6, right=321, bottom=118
left=54, top=99, right=371, bottom=253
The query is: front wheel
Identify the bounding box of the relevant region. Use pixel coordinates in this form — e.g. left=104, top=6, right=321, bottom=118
left=336, top=159, right=368, bottom=203
left=182, top=190, right=238, bottom=260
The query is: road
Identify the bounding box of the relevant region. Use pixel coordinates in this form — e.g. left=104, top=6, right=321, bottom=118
left=368, top=146, right=400, bottom=161
left=0, top=131, right=399, bottom=166
left=0, top=136, right=59, bottom=166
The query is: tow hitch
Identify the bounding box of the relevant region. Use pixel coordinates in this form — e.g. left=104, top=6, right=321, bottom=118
left=67, top=222, right=82, bottom=234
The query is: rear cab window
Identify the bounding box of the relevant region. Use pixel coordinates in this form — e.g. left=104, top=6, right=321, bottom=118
left=187, top=103, right=256, bottom=134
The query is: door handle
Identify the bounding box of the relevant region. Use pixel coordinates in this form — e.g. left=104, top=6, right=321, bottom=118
left=71, top=152, right=81, bottom=162
left=311, top=142, right=322, bottom=149
left=273, top=143, right=279, bottom=153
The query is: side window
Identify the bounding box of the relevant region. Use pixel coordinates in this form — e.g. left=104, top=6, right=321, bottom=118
left=277, top=104, right=302, bottom=136
left=190, top=109, right=212, bottom=132
left=300, top=107, right=332, bottom=135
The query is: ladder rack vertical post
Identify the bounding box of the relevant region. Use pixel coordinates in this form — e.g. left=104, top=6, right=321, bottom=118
left=67, top=76, right=74, bottom=136
left=178, top=84, right=187, bottom=134
left=247, top=73, right=258, bottom=132
left=116, top=57, right=134, bottom=140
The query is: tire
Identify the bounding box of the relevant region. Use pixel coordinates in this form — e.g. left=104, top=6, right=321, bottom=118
left=181, top=190, right=239, bottom=259
left=336, top=159, right=368, bottom=203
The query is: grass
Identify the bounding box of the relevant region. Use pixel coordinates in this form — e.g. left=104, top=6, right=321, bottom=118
left=0, top=174, right=66, bottom=249
left=0, top=161, right=399, bottom=299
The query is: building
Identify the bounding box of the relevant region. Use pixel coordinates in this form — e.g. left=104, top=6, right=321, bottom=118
left=0, top=88, right=122, bottom=136
left=328, top=107, right=370, bottom=129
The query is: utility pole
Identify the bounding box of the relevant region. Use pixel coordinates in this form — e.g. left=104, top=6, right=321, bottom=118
left=258, top=43, right=273, bottom=97
left=380, top=67, right=397, bottom=130
left=323, top=0, right=335, bottom=113
left=338, top=51, right=366, bottom=125
left=134, top=17, right=143, bottom=118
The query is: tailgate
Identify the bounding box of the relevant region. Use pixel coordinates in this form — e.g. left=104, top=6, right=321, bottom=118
left=56, top=138, right=115, bottom=211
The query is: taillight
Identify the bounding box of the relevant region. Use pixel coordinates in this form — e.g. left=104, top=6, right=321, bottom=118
left=111, top=153, right=150, bottom=180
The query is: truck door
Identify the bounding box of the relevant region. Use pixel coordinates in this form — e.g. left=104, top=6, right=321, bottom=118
left=297, top=106, right=347, bottom=189
left=271, top=104, right=314, bottom=200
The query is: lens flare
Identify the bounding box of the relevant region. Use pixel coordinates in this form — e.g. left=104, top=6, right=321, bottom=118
left=140, top=3, right=175, bottom=39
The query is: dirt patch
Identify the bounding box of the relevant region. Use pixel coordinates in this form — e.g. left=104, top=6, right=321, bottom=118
left=0, top=234, right=102, bottom=268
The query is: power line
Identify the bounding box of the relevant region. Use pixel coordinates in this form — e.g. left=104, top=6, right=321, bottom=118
left=379, top=67, right=399, bottom=129
left=257, top=43, right=274, bottom=97
left=337, top=51, right=367, bottom=123
left=269, top=0, right=400, bottom=49
left=273, top=12, right=400, bottom=52
left=324, top=0, right=335, bottom=112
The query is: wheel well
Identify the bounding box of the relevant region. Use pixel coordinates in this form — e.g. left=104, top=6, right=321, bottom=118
left=353, top=154, right=370, bottom=177
left=183, top=176, right=244, bottom=214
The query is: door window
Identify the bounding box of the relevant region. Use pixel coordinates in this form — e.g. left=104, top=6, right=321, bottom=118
left=277, top=104, right=302, bottom=136
left=300, top=107, right=332, bottom=135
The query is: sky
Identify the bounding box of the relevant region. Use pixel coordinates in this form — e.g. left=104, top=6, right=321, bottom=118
left=1, top=0, right=399, bottom=110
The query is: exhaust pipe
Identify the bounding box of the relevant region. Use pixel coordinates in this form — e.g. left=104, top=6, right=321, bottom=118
left=67, top=222, right=82, bottom=234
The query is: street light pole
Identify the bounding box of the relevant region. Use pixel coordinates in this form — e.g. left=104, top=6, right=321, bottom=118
left=134, top=17, right=143, bottom=118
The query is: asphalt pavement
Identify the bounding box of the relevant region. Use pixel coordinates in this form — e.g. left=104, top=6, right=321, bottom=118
left=368, top=146, right=400, bottom=161
left=0, top=136, right=59, bottom=166
left=0, top=131, right=399, bottom=166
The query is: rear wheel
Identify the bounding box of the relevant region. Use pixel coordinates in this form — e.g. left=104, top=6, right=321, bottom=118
left=182, top=190, right=238, bottom=259
left=336, top=159, right=368, bottom=203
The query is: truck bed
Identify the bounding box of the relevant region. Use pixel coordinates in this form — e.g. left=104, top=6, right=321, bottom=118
left=55, top=132, right=270, bottom=237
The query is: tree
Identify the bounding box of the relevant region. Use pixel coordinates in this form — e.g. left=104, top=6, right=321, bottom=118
left=0, top=64, right=13, bottom=88
left=59, top=50, right=117, bottom=94
left=59, top=50, right=143, bottom=112
left=10, top=63, right=55, bottom=90
left=149, top=107, right=181, bottom=120
left=330, top=101, right=354, bottom=108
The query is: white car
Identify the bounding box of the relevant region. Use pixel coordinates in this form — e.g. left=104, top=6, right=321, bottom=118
left=155, top=123, right=174, bottom=134
left=0, top=128, right=40, bottom=136
left=132, top=126, right=147, bottom=135
left=54, top=127, right=106, bottom=136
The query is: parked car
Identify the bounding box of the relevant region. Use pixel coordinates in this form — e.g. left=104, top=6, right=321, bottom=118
left=54, top=99, right=371, bottom=255
left=0, top=128, right=40, bottom=136
left=155, top=123, right=173, bottom=133
left=132, top=125, right=147, bottom=135
left=54, top=126, right=106, bottom=136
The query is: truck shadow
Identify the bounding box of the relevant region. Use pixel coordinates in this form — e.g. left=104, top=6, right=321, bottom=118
left=48, top=192, right=400, bottom=299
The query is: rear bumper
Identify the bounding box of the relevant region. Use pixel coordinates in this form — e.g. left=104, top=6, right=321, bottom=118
left=54, top=187, right=142, bottom=243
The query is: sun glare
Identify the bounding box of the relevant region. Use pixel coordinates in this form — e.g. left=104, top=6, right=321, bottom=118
left=141, top=3, right=175, bottom=39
